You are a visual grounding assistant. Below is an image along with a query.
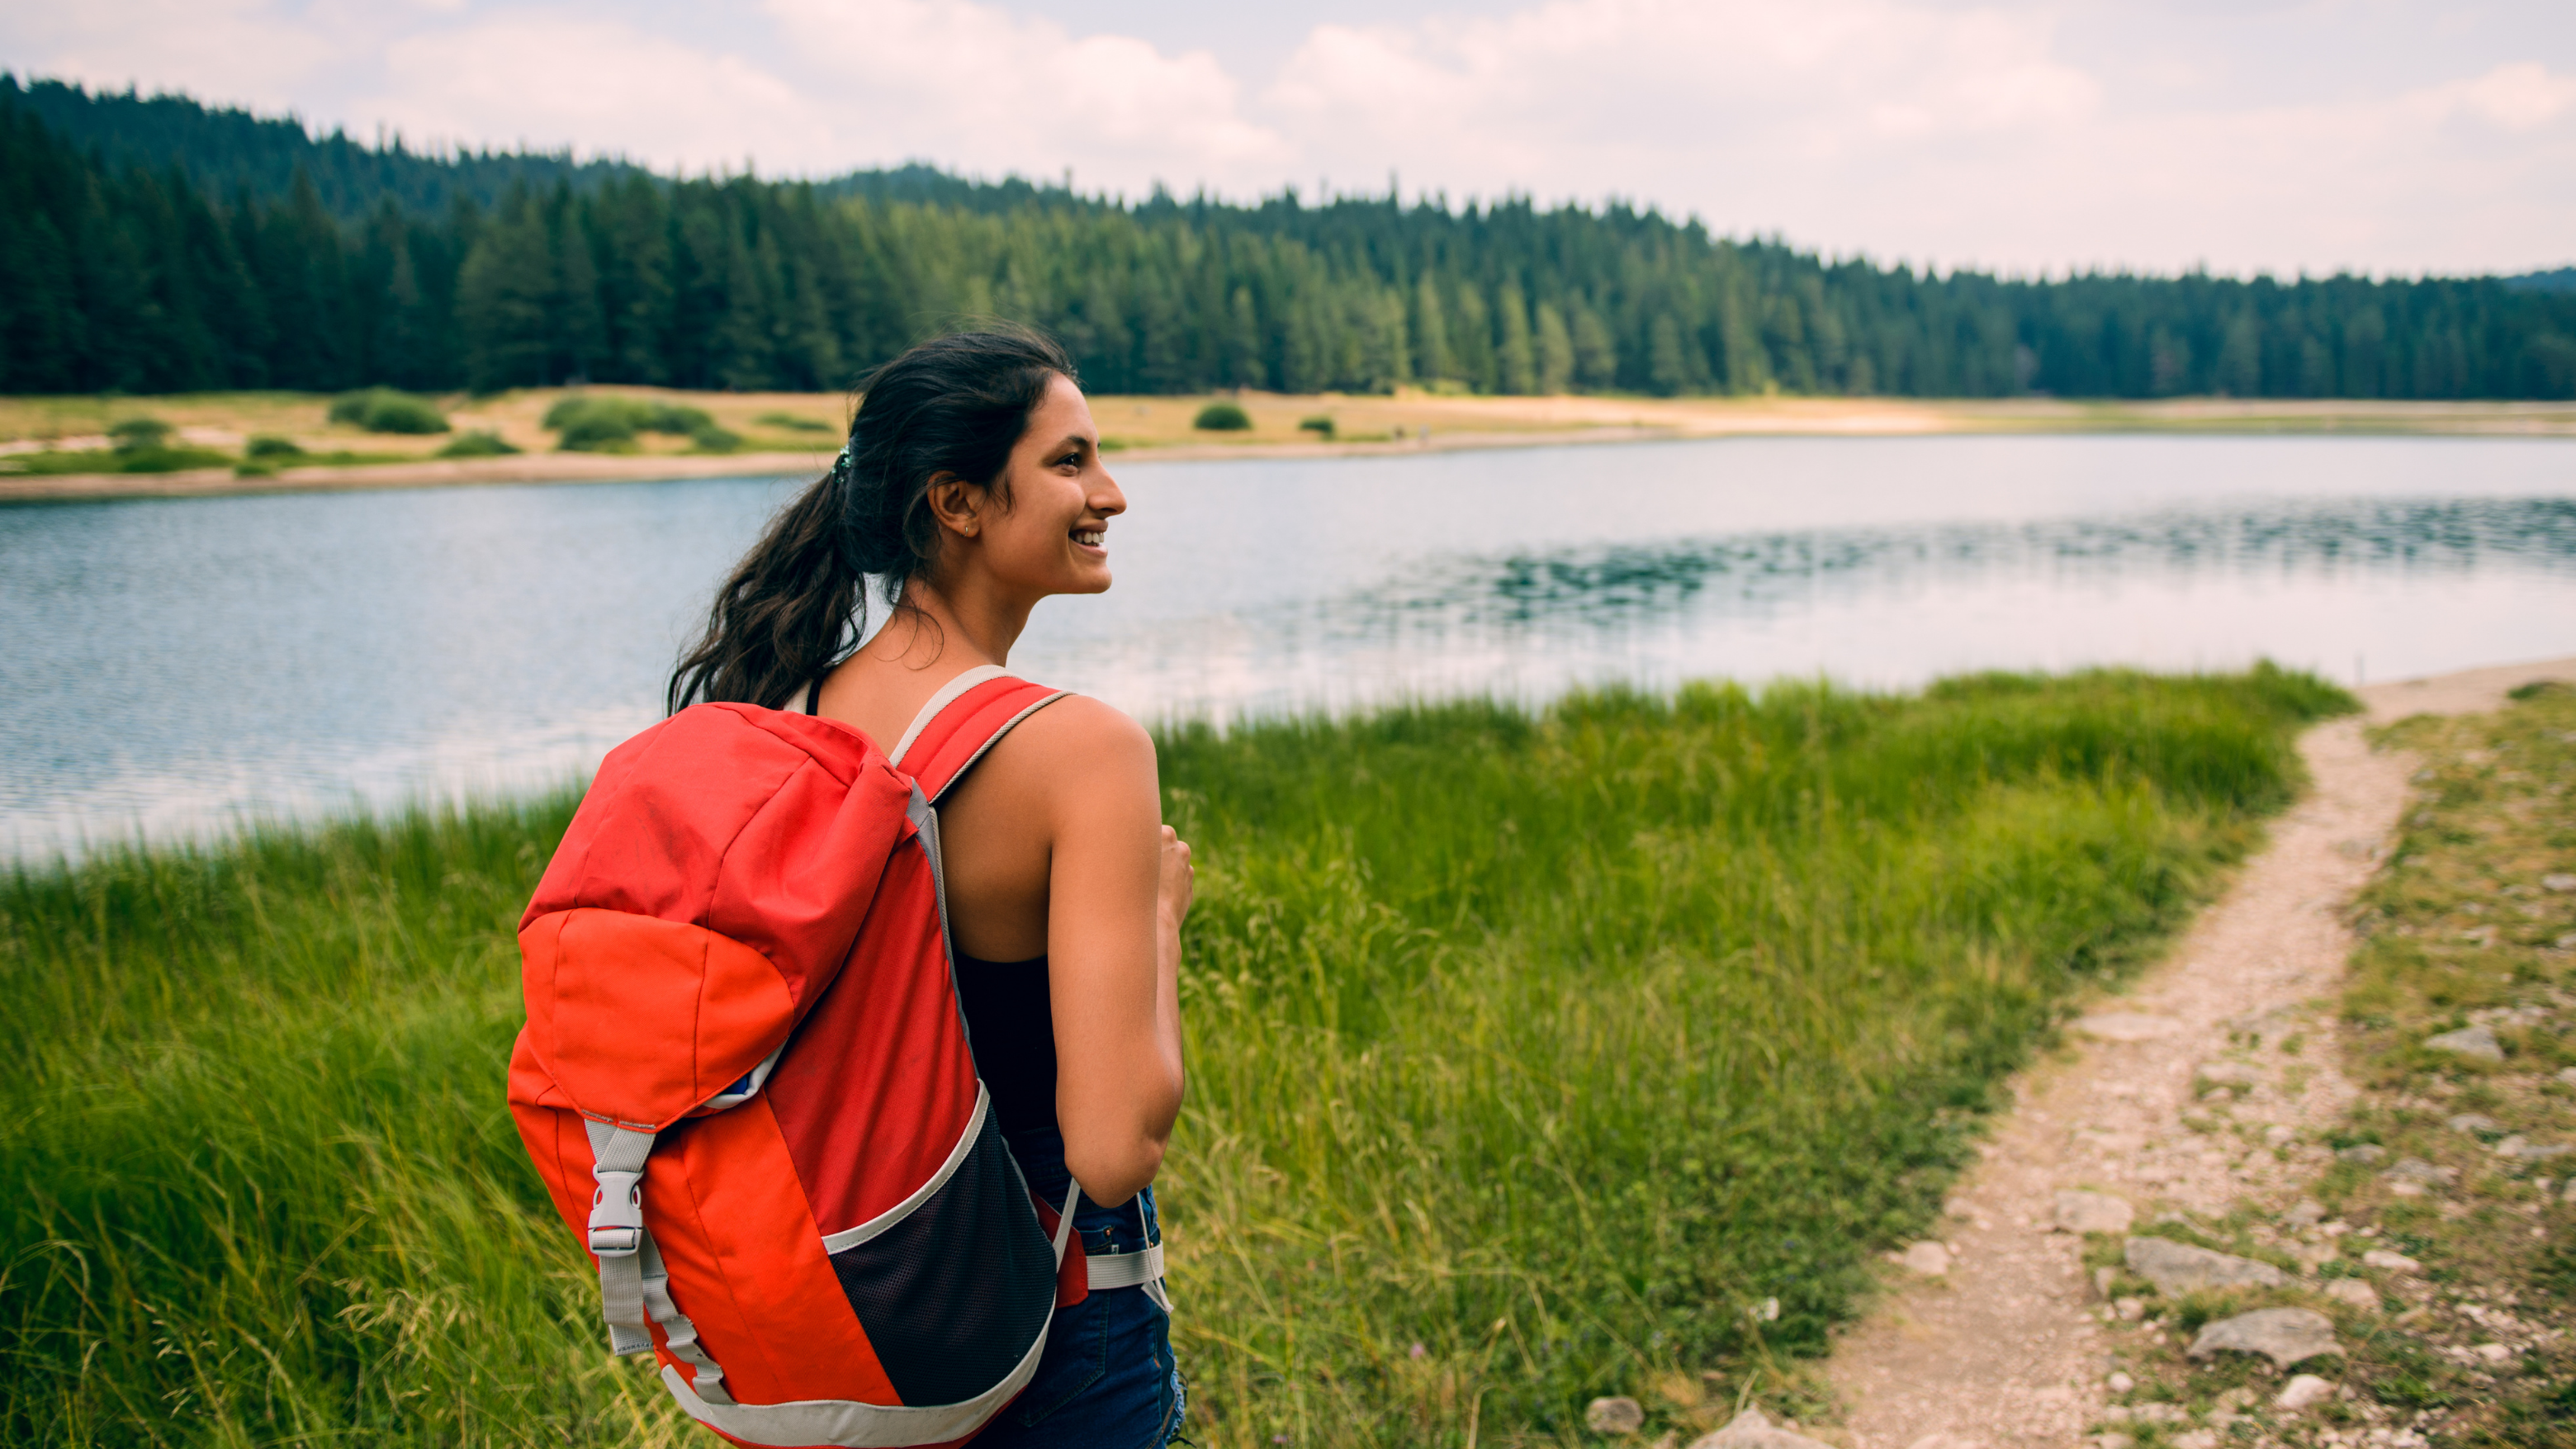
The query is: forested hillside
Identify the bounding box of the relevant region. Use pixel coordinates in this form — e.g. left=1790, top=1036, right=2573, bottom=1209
left=4, top=78, right=2573, bottom=400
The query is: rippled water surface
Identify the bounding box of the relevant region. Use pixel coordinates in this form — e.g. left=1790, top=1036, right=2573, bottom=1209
left=4, top=433, right=2572, bottom=851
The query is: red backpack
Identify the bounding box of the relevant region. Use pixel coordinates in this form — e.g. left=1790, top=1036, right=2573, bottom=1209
left=508, top=666, right=1156, bottom=1447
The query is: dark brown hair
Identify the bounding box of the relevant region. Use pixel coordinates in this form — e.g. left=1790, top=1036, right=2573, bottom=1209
left=666, top=328, right=1075, bottom=713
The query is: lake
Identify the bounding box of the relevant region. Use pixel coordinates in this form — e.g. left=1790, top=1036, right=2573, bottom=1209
left=4, top=433, right=2572, bottom=855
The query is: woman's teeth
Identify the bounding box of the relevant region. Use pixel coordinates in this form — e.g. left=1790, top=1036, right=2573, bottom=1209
left=1074, top=529, right=1106, bottom=547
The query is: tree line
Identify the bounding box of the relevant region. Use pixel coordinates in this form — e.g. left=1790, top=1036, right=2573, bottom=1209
left=4, top=81, right=2574, bottom=400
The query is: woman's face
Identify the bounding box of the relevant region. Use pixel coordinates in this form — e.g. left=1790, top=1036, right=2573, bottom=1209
left=969, top=373, right=1125, bottom=599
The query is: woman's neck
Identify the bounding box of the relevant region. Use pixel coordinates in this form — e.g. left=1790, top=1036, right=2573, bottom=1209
left=872, top=575, right=1034, bottom=671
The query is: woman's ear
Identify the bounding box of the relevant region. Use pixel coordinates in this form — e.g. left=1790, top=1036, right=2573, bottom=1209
left=925, top=475, right=983, bottom=538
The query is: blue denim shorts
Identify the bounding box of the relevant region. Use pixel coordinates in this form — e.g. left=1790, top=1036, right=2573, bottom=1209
left=978, top=1128, right=1185, bottom=1448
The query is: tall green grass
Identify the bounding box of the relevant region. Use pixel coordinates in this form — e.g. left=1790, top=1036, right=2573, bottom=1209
left=0, top=667, right=2351, bottom=1447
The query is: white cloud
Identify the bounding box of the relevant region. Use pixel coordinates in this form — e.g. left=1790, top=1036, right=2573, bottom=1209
left=2431, top=61, right=2576, bottom=133
left=376, top=17, right=832, bottom=168
left=761, top=0, right=1291, bottom=186
left=7, top=0, right=349, bottom=112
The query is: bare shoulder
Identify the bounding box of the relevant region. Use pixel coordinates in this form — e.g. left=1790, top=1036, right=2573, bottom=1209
left=968, top=692, right=1157, bottom=807
left=1010, top=692, right=1155, bottom=769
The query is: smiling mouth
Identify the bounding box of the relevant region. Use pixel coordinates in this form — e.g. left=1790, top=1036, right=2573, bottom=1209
left=1073, top=529, right=1106, bottom=547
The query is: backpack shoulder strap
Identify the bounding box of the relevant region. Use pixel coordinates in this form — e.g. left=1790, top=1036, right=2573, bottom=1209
left=896, top=667, right=1071, bottom=803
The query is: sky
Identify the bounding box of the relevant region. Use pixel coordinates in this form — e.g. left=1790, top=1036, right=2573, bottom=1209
left=5, top=0, right=2572, bottom=278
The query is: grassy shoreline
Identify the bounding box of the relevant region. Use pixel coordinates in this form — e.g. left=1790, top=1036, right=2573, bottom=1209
left=1, top=669, right=2351, bottom=1446
left=7, top=389, right=2575, bottom=504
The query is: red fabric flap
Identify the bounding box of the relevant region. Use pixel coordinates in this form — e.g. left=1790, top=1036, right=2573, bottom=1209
left=520, top=909, right=798, bottom=1129
left=524, top=703, right=912, bottom=1009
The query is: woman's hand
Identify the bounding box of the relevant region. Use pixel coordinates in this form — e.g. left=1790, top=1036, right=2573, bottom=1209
left=1158, top=826, right=1193, bottom=930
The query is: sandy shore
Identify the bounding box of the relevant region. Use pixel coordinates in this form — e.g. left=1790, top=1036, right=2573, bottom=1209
left=8, top=394, right=2574, bottom=505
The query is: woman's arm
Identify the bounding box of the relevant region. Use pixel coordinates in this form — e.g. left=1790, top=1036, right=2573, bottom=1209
left=1029, top=697, right=1190, bottom=1204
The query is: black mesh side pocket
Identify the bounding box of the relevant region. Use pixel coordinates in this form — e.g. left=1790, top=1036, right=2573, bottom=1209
left=828, top=1106, right=1057, bottom=1406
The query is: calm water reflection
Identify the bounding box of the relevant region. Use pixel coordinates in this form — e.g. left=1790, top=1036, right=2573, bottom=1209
left=2, top=434, right=2571, bottom=852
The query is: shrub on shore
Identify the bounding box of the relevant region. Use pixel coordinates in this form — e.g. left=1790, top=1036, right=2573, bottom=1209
left=435, top=430, right=522, bottom=458
left=1193, top=400, right=1252, bottom=431
left=0, top=668, right=2351, bottom=1446
left=107, top=417, right=173, bottom=452
left=244, top=434, right=305, bottom=459
left=545, top=395, right=737, bottom=452
left=328, top=388, right=451, bottom=434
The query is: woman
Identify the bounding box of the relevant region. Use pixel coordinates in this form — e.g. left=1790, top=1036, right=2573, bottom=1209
left=669, top=329, right=1191, bottom=1447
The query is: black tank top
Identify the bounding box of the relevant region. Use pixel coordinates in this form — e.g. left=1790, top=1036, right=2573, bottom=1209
left=953, top=954, right=1057, bottom=1134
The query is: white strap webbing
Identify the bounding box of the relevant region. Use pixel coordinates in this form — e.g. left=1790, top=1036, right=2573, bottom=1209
left=584, top=1120, right=734, bottom=1404
left=1082, top=1193, right=1172, bottom=1311
left=891, top=665, right=1010, bottom=768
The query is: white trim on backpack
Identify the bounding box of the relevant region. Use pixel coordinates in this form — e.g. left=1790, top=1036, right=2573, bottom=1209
left=891, top=665, right=1009, bottom=767
left=663, top=1179, right=1083, bottom=1448
left=818, top=1083, right=992, bottom=1254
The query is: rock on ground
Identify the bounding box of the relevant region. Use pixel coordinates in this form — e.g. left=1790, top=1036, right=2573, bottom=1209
left=2053, top=1190, right=2134, bottom=1234
left=2275, top=1373, right=2337, bottom=1410
left=2424, top=1024, right=2503, bottom=1060
left=1688, top=1406, right=1834, bottom=1449
left=2123, top=1235, right=2286, bottom=1295
left=1585, top=1396, right=1645, bottom=1434
left=2186, top=1307, right=2341, bottom=1369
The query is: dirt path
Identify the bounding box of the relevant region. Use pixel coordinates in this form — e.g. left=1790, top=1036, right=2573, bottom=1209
left=1818, top=656, right=2576, bottom=1449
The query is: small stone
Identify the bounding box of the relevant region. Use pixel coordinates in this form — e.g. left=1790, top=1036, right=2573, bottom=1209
left=1686, top=1405, right=1833, bottom=1449
left=2559, top=1067, right=2576, bottom=1087
left=2187, top=1307, right=2341, bottom=1369
left=2114, top=1296, right=2145, bottom=1320
left=2424, top=1025, right=2503, bottom=1061
left=1904, top=1437, right=1985, bottom=1449
left=2474, top=1342, right=2514, bottom=1363
left=2361, top=1248, right=2421, bottom=1271
left=2169, top=1432, right=2219, bottom=1449
left=2105, top=1371, right=2134, bottom=1393
left=2074, top=1013, right=2183, bottom=1042
left=2275, top=1373, right=2336, bottom=1410
left=2054, top=1190, right=2136, bottom=1234
left=2384, top=1158, right=2457, bottom=1185
left=2449, top=1113, right=2501, bottom=1134
left=2285, top=1199, right=2326, bottom=1227
left=2515, top=1141, right=2574, bottom=1161
left=1586, top=1396, right=1646, bottom=1434
left=2388, top=1180, right=2427, bottom=1197
left=2544, top=873, right=2576, bottom=893
left=2094, top=1266, right=2118, bottom=1298
left=2088, top=1437, right=2134, bottom=1449
left=1895, top=1241, right=1952, bottom=1276
left=2124, top=1235, right=2287, bottom=1295
left=2323, top=1278, right=2380, bottom=1309
left=2337, top=1144, right=2388, bottom=1164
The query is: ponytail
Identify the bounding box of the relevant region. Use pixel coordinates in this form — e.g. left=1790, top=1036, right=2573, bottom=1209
left=667, top=327, right=1075, bottom=713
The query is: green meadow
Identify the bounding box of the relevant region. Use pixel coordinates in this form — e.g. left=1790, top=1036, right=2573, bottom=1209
left=0, top=667, right=2351, bottom=1447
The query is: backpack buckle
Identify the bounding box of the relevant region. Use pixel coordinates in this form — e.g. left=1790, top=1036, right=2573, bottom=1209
left=588, top=1168, right=644, bottom=1257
